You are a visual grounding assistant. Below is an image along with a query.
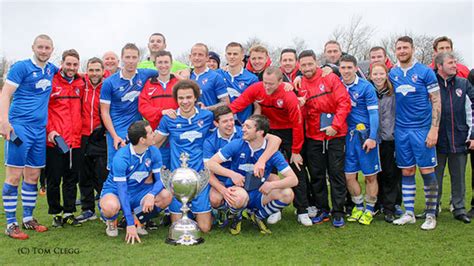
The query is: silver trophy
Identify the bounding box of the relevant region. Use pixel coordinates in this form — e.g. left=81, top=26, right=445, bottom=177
left=161, top=152, right=210, bottom=245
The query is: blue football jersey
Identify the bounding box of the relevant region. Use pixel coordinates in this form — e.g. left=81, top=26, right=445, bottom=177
left=100, top=69, right=157, bottom=134
left=190, top=68, right=228, bottom=107
left=217, top=68, right=259, bottom=124
left=203, top=126, right=243, bottom=184
left=389, top=62, right=439, bottom=129
left=157, top=107, right=214, bottom=171
left=344, top=76, right=379, bottom=130
left=6, top=58, right=58, bottom=126
left=218, top=139, right=291, bottom=190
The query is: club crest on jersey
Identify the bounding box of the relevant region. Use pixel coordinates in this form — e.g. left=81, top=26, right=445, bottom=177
left=202, top=78, right=208, bottom=85
left=319, top=84, right=325, bottom=92
left=75, top=88, right=80, bottom=96
left=145, top=158, right=151, bottom=168
left=197, top=119, right=204, bottom=128
left=276, top=99, right=284, bottom=108
left=137, top=80, right=143, bottom=87
left=180, top=130, right=203, bottom=143
left=456, top=88, right=462, bottom=97
left=352, top=92, right=359, bottom=99
left=35, top=79, right=51, bottom=91
left=239, top=82, right=246, bottom=89
left=411, top=74, right=418, bottom=83
left=47, top=68, right=51, bottom=76
left=121, top=91, right=140, bottom=102
left=395, top=85, right=416, bottom=96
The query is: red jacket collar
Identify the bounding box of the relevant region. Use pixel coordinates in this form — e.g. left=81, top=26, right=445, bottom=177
left=246, top=57, right=272, bottom=73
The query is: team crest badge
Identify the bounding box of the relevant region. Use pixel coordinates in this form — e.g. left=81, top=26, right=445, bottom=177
left=411, top=74, right=418, bottom=83
left=319, top=84, right=325, bottom=92
left=47, top=68, right=51, bottom=75
left=239, top=82, right=245, bottom=89
left=456, top=88, right=462, bottom=97
left=197, top=119, right=204, bottom=128
left=145, top=158, right=151, bottom=168
left=75, top=88, right=80, bottom=95
left=137, top=80, right=143, bottom=87
left=353, top=92, right=359, bottom=99
left=276, top=99, right=284, bottom=108
left=202, top=78, right=208, bottom=85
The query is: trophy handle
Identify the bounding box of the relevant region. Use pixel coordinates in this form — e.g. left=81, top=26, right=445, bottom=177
left=160, top=167, right=173, bottom=192
left=197, top=168, right=210, bottom=194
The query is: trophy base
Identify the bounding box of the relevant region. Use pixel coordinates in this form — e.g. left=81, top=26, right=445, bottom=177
left=165, top=237, right=204, bottom=246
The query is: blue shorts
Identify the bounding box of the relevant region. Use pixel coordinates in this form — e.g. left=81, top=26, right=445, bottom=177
left=344, top=131, right=381, bottom=176
left=169, top=184, right=211, bottom=214
left=247, top=190, right=264, bottom=211
left=106, top=131, right=127, bottom=170
left=100, top=180, right=155, bottom=212
left=4, top=124, right=46, bottom=168
left=395, top=128, right=437, bottom=168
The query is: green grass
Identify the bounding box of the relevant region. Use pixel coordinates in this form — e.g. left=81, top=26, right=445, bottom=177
left=0, top=138, right=473, bottom=265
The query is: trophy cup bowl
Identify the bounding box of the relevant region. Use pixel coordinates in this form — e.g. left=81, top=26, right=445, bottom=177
left=161, top=153, right=210, bottom=246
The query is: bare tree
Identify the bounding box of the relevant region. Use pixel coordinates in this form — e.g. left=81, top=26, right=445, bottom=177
left=379, top=32, right=436, bottom=65
left=330, top=15, right=375, bottom=60
left=0, top=57, right=11, bottom=89
left=174, top=51, right=191, bottom=66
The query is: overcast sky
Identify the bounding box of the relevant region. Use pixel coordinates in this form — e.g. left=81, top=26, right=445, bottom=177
left=1, top=0, right=473, bottom=67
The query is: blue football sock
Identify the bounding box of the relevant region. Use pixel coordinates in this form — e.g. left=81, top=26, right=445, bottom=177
left=3, top=183, right=19, bottom=227
left=422, top=172, right=438, bottom=216
left=256, top=200, right=288, bottom=220
left=402, top=175, right=416, bottom=215
left=21, top=181, right=38, bottom=223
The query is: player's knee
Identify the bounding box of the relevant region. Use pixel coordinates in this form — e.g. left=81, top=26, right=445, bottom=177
left=209, top=190, right=224, bottom=208
left=155, top=189, right=173, bottom=208
left=100, top=197, right=120, bottom=217
left=365, top=175, right=377, bottom=184
left=5, top=167, right=23, bottom=185
left=402, top=167, right=416, bottom=176
left=23, top=167, right=41, bottom=183
left=280, top=188, right=294, bottom=204
left=198, top=220, right=212, bottom=233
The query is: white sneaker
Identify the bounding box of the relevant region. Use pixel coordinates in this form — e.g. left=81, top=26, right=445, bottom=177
left=136, top=225, right=148, bottom=235
left=421, top=215, right=437, bottom=230
left=297, top=213, right=313, bottom=226
left=106, top=220, right=118, bottom=237
left=393, top=213, right=416, bottom=225
left=267, top=211, right=282, bottom=224
left=307, top=206, right=318, bottom=218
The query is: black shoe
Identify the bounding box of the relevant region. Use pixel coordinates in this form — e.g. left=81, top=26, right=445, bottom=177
left=63, top=215, right=82, bottom=227
left=384, top=213, right=395, bottom=223
left=145, top=220, right=158, bottom=230
left=118, top=216, right=127, bottom=229
left=454, top=214, right=471, bottom=224
left=467, top=208, right=474, bottom=218
left=52, top=215, right=64, bottom=228
left=160, top=214, right=171, bottom=227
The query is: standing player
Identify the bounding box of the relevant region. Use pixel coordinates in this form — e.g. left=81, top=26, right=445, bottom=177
left=1, top=34, right=58, bottom=239
left=230, top=67, right=311, bottom=226
left=207, top=115, right=298, bottom=235
left=154, top=80, right=215, bottom=233
left=99, top=121, right=172, bottom=243
left=339, top=55, right=380, bottom=225
left=100, top=43, right=157, bottom=170
left=138, top=50, right=179, bottom=169
left=189, top=43, right=230, bottom=111
left=389, top=36, right=441, bottom=230
left=216, top=42, right=259, bottom=125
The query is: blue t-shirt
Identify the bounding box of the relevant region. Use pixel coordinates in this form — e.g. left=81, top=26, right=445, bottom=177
left=217, top=68, right=258, bottom=124
left=218, top=139, right=290, bottom=190
left=203, top=126, right=242, bottom=185
left=389, top=62, right=439, bottom=129
left=6, top=58, right=58, bottom=126
left=100, top=69, right=157, bottom=134
left=344, top=76, right=379, bottom=130
left=190, top=68, right=228, bottom=107
left=157, top=107, right=214, bottom=171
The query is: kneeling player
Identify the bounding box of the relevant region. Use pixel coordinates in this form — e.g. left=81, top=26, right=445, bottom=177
left=207, top=115, right=298, bottom=234
left=99, top=121, right=172, bottom=244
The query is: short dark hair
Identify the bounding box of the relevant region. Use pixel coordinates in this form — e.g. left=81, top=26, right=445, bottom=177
left=226, top=42, right=244, bottom=53
left=280, top=48, right=297, bottom=61
left=324, top=40, right=342, bottom=52
left=149, top=32, right=166, bottom=44
left=396, top=36, right=414, bottom=47
left=248, top=114, right=270, bottom=136
left=121, top=43, right=140, bottom=57
left=86, top=57, right=104, bottom=69
left=213, top=106, right=233, bottom=122
left=155, top=50, right=173, bottom=62
left=62, top=49, right=80, bottom=61
left=128, top=120, right=150, bottom=145
left=298, top=50, right=317, bottom=61
left=339, top=54, right=358, bottom=66
left=172, top=80, right=201, bottom=101
left=433, top=36, right=453, bottom=51
left=369, top=46, right=387, bottom=56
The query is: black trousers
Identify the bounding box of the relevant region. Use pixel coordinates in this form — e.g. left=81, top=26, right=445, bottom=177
left=46, top=147, right=81, bottom=215
left=79, top=135, right=108, bottom=213
left=270, top=129, right=309, bottom=214
left=377, top=140, right=402, bottom=215
left=470, top=150, right=474, bottom=206
left=305, top=137, right=346, bottom=218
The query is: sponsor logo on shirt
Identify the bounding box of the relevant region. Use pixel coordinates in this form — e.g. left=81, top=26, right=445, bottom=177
left=180, top=130, right=203, bottom=142
left=130, top=171, right=149, bottom=183
left=238, top=163, right=254, bottom=172
left=227, top=87, right=241, bottom=98
left=35, top=79, right=52, bottom=91
left=121, top=91, right=141, bottom=102
left=395, top=85, right=416, bottom=96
